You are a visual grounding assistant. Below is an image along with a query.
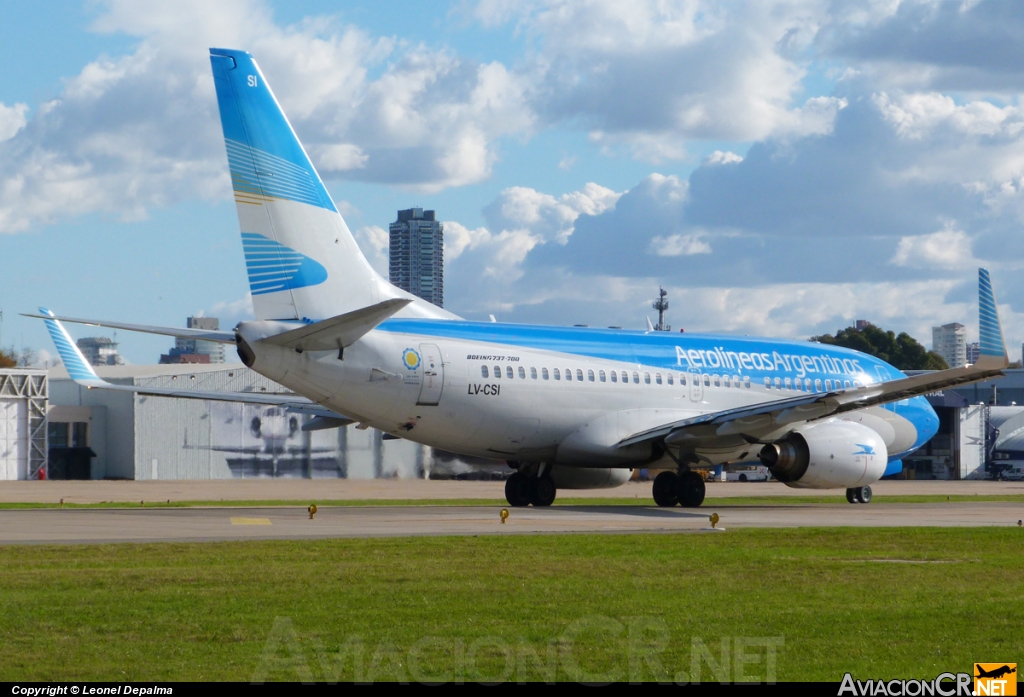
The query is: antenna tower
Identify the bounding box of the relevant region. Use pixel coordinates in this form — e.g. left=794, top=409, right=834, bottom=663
left=652, top=287, right=670, bottom=331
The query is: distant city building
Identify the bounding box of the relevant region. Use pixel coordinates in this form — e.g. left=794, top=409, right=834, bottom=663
left=389, top=208, right=443, bottom=308
left=966, top=342, right=980, bottom=366
left=76, top=337, right=124, bottom=366
left=855, top=319, right=872, bottom=331
left=159, top=317, right=225, bottom=364
left=933, top=323, right=967, bottom=369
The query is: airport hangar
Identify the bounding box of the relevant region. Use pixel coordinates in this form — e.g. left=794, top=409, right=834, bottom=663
left=4, top=364, right=1024, bottom=481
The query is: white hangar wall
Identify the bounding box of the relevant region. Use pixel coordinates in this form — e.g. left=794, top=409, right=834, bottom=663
left=49, top=364, right=433, bottom=480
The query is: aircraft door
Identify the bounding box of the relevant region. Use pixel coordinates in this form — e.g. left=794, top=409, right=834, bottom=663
left=417, top=343, right=445, bottom=406
left=689, top=368, right=703, bottom=402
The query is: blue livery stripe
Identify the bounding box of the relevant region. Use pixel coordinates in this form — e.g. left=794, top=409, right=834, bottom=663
left=978, top=268, right=1004, bottom=357
left=225, top=139, right=333, bottom=209
left=241, top=232, right=328, bottom=295
left=376, top=318, right=898, bottom=383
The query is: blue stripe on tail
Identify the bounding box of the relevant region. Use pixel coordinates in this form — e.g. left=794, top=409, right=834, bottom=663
left=241, top=233, right=328, bottom=295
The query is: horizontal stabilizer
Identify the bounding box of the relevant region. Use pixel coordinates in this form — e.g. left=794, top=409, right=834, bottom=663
left=23, top=312, right=236, bottom=344
left=263, top=298, right=411, bottom=351
left=37, top=309, right=345, bottom=416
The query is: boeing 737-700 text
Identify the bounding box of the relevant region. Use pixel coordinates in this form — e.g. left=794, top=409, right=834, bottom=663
left=29, top=48, right=1010, bottom=508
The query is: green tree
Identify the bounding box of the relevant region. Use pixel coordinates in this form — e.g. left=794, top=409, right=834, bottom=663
left=810, top=324, right=949, bottom=370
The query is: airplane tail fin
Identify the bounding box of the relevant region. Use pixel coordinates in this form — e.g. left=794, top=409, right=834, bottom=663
left=208, top=48, right=455, bottom=322
left=975, top=268, right=1008, bottom=370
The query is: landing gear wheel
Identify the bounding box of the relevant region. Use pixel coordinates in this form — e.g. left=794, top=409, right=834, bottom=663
left=677, top=471, right=706, bottom=508
left=505, top=472, right=530, bottom=507
left=652, top=471, right=679, bottom=507
left=846, top=486, right=872, bottom=504
left=530, top=475, right=557, bottom=507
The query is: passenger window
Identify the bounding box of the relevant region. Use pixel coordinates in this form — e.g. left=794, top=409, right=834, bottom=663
left=481, top=365, right=489, bottom=378
left=854, top=380, right=862, bottom=388
left=667, top=373, right=674, bottom=385
left=622, top=371, right=629, bottom=383
left=844, top=380, right=851, bottom=389
left=644, top=373, right=651, bottom=384
left=588, top=369, right=595, bottom=382
left=680, top=375, right=687, bottom=386
left=542, top=368, right=549, bottom=380
left=610, top=371, right=617, bottom=383
left=714, top=375, right=721, bottom=387
left=764, top=377, right=771, bottom=388
left=554, top=368, right=561, bottom=380
left=633, top=372, right=640, bottom=384
left=784, top=378, right=792, bottom=389
left=743, top=376, right=751, bottom=388
left=507, top=366, right=514, bottom=379
left=723, top=376, right=730, bottom=387
left=577, top=369, right=584, bottom=382
left=704, top=374, right=711, bottom=387
left=599, top=370, right=606, bottom=382
left=519, top=366, right=526, bottom=379
left=530, top=367, right=537, bottom=379
left=655, top=373, right=662, bottom=385
left=814, top=379, right=822, bottom=392
left=494, top=365, right=501, bottom=378
left=805, top=379, right=812, bottom=391
left=774, top=377, right=781, bottom=389
left=824, top=379, right=832, bottom=391
left=565, top=368, right=572, bottom=381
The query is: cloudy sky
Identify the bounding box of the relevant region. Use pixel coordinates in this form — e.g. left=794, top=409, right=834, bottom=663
left=2, top=0, right=1024, bottom=364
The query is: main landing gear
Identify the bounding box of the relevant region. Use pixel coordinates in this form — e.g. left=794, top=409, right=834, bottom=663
left=845, top=486, right=872, bottom=504
left=505, top=470, right=556, bottom=507
left=652, top=470, right=706, bottom=508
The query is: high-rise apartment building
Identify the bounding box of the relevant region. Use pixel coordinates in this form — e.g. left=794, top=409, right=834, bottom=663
left=932, top=323, right=967, bottom=369
left=389, top=208, right=443, bottom=308
left=76, top=337, right=124, bottom=366
left=966, top=342, right=980, bottom=366
left=159, top=317, right=225, bottom=364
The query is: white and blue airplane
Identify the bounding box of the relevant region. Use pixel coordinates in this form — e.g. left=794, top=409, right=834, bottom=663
left=31, top=48, right=1010, bottom=508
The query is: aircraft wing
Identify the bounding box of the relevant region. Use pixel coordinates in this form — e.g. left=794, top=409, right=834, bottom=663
left=38, top=308, right=350, bottom=422
left=619, top=268, right=1008, bottom=448
left=22, top=312, right=237, bottom=343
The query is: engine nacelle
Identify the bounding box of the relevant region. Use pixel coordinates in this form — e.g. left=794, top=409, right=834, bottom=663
left=549, top=465, right=632, bottom=490
left=758, top=420, right=887, bottom=489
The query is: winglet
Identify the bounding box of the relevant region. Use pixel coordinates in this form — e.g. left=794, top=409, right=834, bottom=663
left=39, top=307, right=109, bottom=387
left=976, top=268, right=1008, bottom=370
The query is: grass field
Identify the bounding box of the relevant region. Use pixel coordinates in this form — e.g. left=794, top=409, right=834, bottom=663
left=1, top=528, right=1021, bottom=682
left=1, top=493, right=1022, bottom=509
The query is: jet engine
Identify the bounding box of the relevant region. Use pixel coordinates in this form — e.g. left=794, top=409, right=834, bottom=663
left=758, top=420, right=887, bottom=489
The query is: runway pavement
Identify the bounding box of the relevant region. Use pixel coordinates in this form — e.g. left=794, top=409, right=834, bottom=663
left=3, top=478, right=1023, bottom=504
left=1, top=501, right=1022, bottom=544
